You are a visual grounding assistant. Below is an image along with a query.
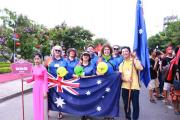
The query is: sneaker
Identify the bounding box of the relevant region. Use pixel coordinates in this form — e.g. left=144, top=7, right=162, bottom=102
left=167, top=105, right=173, bottom=109
left=58, top=112, right=63, bottom=119
left=81, top=116, right=86, bottom=120
left=165, top=101, right=171, bottom=105
left=174, top=111, right=180, bottom=115
left=156, top=96, right=164, bottom=100
left=150, top=99, right=156, bottom=103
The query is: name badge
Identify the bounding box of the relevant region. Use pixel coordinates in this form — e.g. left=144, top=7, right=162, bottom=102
left=126, top=69, right=131, bottom=75
left=54, top=64, right=60, bottom=68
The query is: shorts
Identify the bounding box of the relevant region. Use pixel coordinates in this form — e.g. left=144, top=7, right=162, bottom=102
left=163, top=82, right=171, bottom=91
left=148, top=78, right=159, bottom=89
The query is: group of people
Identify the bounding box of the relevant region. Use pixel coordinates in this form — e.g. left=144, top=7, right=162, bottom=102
left=148, top=44, right=180, bottom=115
left=26, top=43, right=180, bottom=120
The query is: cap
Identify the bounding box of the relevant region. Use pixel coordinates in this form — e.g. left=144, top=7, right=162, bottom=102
left=67, top=48, right=77, bottom=57
left=82, top=51, right=90, bottom=56
left=113, top=45, right=120, bottom=49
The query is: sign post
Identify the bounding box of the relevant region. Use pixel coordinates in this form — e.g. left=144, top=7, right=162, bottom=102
left=11, top=59, right=33, bottom=120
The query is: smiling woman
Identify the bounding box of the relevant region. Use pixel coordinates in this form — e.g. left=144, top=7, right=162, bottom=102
left=47, top=45, right=68, bottom=119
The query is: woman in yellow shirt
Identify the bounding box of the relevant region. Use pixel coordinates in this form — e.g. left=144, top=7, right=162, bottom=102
left=119, top=46, right=143, bottom=120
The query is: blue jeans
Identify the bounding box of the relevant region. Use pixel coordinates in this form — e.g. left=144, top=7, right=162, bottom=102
left=122, top=88, right=139, bottom=120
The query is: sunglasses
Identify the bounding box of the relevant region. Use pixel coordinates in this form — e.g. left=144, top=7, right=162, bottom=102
left=113, top=48, right=119, bottom=50
left=55, top=49, right=61, bottom=52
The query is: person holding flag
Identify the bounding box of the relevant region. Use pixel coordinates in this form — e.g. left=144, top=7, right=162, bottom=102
left=48, top=45, right=68, bottom=119
left=98, top=44, right=117, bottom=75
left=65, top=48, right=79, bottom=79
left=77, top=51, right=96, bottom=120
left=97, top=44, right=118, bottom=120
left=78, top=51, right=96, bottom=77
left=119, top=0, right=150, bottom=119
left=119, top=47, right=143, bottom=120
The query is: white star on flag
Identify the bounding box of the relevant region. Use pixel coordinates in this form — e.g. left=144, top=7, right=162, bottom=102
left=139, top=29, right=143, bottom=34
left=102, top=96, right=105, bottom=98
left=96, top=106, right=102, bottom=112
left=55, top=97, right=65, bottom=108
left=97, top=80, right=102, bottom=85
left=86, top=90, right=91, bottom=95
left=105, top=87, right=111, bottom=92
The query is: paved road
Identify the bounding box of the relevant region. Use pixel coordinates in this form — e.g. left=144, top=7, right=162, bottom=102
left=0, top=85, right=179, bottom=120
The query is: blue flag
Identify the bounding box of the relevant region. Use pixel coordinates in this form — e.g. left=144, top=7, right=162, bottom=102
left=48, top=72, right=121, bottom=117
left=133, top=0, right=150, bottom=87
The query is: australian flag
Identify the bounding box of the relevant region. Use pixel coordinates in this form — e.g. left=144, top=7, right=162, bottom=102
left=133, top=0, right=150, bottom=87
left=48, top=72, right=121, bottom=117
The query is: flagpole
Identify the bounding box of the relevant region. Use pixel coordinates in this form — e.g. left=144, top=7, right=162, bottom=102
left=20, top=74, right=25, bottom=120
left=127, top=57, right=134, bottom=113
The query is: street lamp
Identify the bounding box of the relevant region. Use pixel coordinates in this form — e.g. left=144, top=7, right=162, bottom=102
left=11, top=20, right=18, bottom=62
left=12, top=33, right=20, bottom=62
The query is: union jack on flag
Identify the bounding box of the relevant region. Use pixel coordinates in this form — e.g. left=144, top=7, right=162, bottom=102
left=48, top=73, right=80, bottom=95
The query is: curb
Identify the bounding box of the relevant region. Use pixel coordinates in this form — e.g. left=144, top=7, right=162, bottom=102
left=0, top=88, right=32, bottom=103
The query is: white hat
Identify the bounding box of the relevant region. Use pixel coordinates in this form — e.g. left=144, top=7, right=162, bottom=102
left=53, top=45, right=62, bottom=51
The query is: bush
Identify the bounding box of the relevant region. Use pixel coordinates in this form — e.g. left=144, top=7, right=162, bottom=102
left=0, top=67, right=11, bottom=73
left=0, top=62, right=11, bottom=67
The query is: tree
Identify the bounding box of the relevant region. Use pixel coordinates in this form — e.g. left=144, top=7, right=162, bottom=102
left=49, top=24, right=94, bottom=52
left=1, top=9, right=96, bottom=61
left=148, top=21, right=180, bottom=51
left=0, top=9, right=50, bottom=61
left=93, top=38, right=108, bottom=46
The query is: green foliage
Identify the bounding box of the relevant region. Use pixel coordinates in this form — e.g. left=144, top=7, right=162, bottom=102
left=0, top=8, right=50, bottom=61
left=0, top=62, right=11, bottom=73
left=0, top=67, right=11, bottom=73
left=49, top=24, right=94, bottom=52
left=93, top=38, right=108, bottom=46
left=1, top=9, right=108, bottom=62
left=148, top=21, right=180, bottom=51
left=0, top=62, right=10, bottom=67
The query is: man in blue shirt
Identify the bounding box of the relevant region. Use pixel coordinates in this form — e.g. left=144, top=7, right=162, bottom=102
left=113, top=45, right=124, bottom=71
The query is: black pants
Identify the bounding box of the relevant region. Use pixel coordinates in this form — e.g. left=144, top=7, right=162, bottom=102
left=122, top=88, right=139, bottom=120
left=158, top=72, right=164, bottom=94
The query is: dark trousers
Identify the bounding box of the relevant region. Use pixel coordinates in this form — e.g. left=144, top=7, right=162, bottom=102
left=122, top=88, right=140, bottom=120
left=158, top=72, right=164, bottom=94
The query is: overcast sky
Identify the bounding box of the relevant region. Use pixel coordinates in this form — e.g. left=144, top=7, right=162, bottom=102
left=0, top=0, right=179, bottom=47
